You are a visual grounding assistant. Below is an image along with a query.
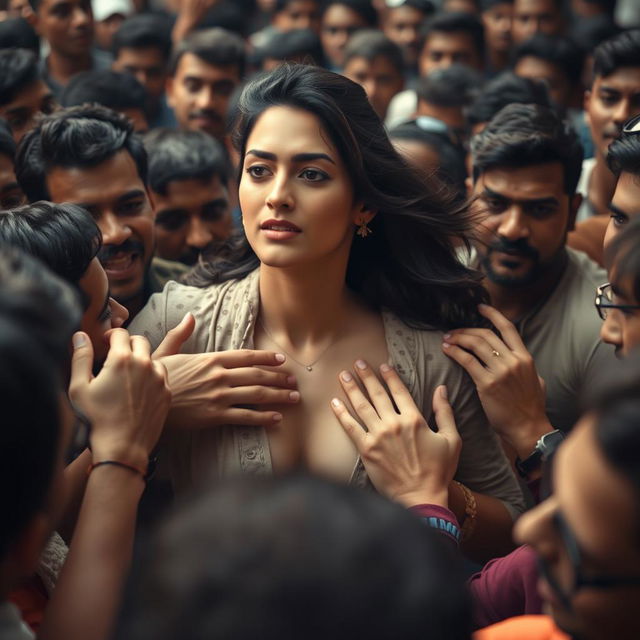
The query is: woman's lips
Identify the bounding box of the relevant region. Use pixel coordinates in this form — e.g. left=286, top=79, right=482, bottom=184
left=260, top=220, right=302, bottom=241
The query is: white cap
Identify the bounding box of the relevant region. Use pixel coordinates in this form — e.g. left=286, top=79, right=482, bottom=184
left=92, top=0, right=134, bottom=22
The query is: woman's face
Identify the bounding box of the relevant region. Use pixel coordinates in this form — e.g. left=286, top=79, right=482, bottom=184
left=239, top=105, right=367, bottom=270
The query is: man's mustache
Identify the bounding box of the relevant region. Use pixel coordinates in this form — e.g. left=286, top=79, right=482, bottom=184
left=97, top=239, right=145, bottom=263
left=487, top=237, right=539, bottom=260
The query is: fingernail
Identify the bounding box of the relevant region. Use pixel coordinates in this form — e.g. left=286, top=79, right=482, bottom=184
left=443, top=333, right=451, bottom=340
left=355, top=359, right=367, bottom=370
left=286, top=375, right=296, bottom=385
left=272, top=413, right=283, bottom=422
left=442, top=342, right=450, bottom=349
left=380, top=363, right=392, bottom=373
left=275, top=353, right=286, bottom=363
left=72, top=333, right=86, bottom=348
left=341, top=371, right=353, bottom=382
left=331, top=398, right=341, bottom=407
left=289, top=391, right=300, bottom=402
left=440, top=385, right=448, bottom=400
left=182, top=312, right=193, bottom=322
left=478, top=303, right=488, bottom=310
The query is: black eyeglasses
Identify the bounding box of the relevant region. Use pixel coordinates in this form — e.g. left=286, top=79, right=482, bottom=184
left=594, top=283, right=640, bottom=320
left=537, top=510, right=640, bottom=611
left=623, top=114, right=640, bottom=134
left=65, top=404, right=91, bottom=465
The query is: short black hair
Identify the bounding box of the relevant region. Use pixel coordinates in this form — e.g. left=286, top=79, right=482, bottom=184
left=419, top=11, right=485, bottom=60
left=116, top=475, right=472, bottom=640
left=416, top=64, right=481, bottom=108
left=593, top=29, right=640, bottom=80
left=607, top=129, right=640, bottom=178
left=191, top=2, right=248, bottom=37
left=480, top=0, right=513, bottom=11
left=144, top=129, right=229, bottom=194
left=467, top=71, right=551, bottom=127
left=112, top=13, right=173, bottom=62
left=513, top=34, right=584, bottom=86
left=471, top=102, right=583, bottom=194
left=0, top=119, right=16, bottom=160
left=0, top=17, right=40, bottom=56
left=570, top=15, right=621, bottom=57
left=274, top=0, right=322, bottom=13
left=322, top=0, right=378, bottom=26
left=0, top=202, right=101, bottom=309
left=61, top=70, right=148, bottom=117
left=0, top=48, right=40, bottom=108
left=385, top=0, right=435, bottom=15
left=254, top=28, right=324, bottom=68
left=606, top=216, right=640, bottom=311
left=169, top=27, right=246, bottom=78
left=0, top=246, right=81, bottom=560
left=576, top=0, right=617, bottom=18
left=15, top=104, right=148, bottom=203
left=343, top=29, right=405, bottom=76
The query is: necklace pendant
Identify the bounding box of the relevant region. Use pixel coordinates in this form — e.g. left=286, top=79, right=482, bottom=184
left=306, top=365, right=313, bottom=372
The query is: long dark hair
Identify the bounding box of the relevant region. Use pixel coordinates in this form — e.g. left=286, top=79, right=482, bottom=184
left=187, top=64, right=487, bottom=330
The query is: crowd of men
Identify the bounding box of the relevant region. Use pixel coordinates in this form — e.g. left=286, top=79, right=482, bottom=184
left=1, top=0, right=640, bottom=638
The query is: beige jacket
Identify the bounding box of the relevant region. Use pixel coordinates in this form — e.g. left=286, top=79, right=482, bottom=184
left=130, top=269, right=524, bottom=517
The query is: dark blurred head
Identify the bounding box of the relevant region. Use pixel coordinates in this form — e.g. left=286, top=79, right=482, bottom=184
left=255, top=28, right=324, bottom=71
left=512, top=0, right=565, bottom=46
left=116, top=475, right=472, bottom=640
left=0, top=17, right=40, bottom=56
left=381, top=0, right=435, bottom=67
left=272, top=0, right=323, bottom=35
left=0, top=118, right=24, bottom=210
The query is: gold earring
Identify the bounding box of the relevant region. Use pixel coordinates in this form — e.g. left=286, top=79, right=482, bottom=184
left=356, top=218, right=372, bottom=238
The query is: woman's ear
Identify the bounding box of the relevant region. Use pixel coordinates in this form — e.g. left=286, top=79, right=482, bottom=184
left=353, top=204, right=376, bottom=226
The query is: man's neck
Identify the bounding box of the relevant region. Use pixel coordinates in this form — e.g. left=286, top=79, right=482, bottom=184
left=46, top=49, right=92, bottom=87
left=588, top=154, right=617, bottom=217
left=487, top=48, right=508, bottom=73
left=483, top=249, right=569, bottom=322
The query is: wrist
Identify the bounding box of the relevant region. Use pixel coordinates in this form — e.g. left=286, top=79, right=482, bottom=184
left=395, top=487, right=448, bottom=509
left=506, top=418, right=555, bottom=460
left=90, top=440, right=149, bottom=472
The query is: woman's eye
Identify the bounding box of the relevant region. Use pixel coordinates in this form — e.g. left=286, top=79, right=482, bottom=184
left=611, top=213, right=628, bottom=227
left=300, top=169, right=327, bottom=182
left=247, top=166, right=269, bottom=178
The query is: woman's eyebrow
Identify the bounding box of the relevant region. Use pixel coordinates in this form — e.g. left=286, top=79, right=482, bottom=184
left=245, top=149, right=335, bottom=164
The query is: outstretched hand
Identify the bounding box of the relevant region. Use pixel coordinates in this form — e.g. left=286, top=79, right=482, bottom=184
left=442, top=303, right=552, bottom=458
left=69, top=329, right=171, bottom=472
left=330, top=360, right=461, bottom=508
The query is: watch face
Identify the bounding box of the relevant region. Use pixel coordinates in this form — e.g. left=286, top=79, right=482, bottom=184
left=540, top=430, right=565, bottom=456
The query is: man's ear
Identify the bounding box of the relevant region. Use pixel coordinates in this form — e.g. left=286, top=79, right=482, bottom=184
left=145, top=187, right=156, bottom=216
left=568, top=193, right=582, bottom=233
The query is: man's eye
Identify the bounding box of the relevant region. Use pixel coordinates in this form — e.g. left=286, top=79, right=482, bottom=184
left=156, top=212, right=187, bottom=231
left=184, top=80, right=202, bottom=92
left=528, top=205, right=555, bottom=219
left=611, top=213, right=628, bottom=227
left=0, top=192, right=24, bottom=209
left=599, top=94, right=619, bottom=106
left=118, top=200, right=143, bottom=216
left=483, top=198, right=505, bottom=213
left=8, top=115, right=27, bottom=130
left=201, top=204, right=226, bottom=222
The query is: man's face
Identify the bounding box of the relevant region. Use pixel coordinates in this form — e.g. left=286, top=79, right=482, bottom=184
left=482, top=2, right=513, bottom=54
left=515, top=416, right=640, bottom=640
left=167, top=53, right=240, bottom=142
left=0, top=153, right=25, bottom=209
left=321, top=4, right=368, bottom=67
left=273, top=0, right=321, bottom=34
left=515, top=55, right=570, bottom=109
left=599, top=271, right=640, bottom=358
left=45, top=150, right=155, bottom=305
left=113, top=46, right=168, bottom=104
left=343, top=54, right=404, bottom=119
left=382, top=5, right=425, bottom=67
left=418, top=31, right=481, bottom=76
left=603, top=171, right=640, bottom=259
left=78, top=257, right=129, bottom=367
left=34, top=0, right=94, bottom=57
left=0, top=80, right=56, bottom=143
left=153, top=175, right=232, bottom=265
left=95, top=13, right=126, bottom=51
left=512, top=0, right=563, bottom=46
left=585, top=68, right=640, bottom=160
left=472, top=162, right=577, bottom=287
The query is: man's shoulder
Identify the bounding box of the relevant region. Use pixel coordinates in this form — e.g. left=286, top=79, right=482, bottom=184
left=564, top=247, right=607, bottom=292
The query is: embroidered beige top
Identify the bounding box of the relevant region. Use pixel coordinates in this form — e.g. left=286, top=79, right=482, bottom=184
left=130, top=269, right=525, bottom=517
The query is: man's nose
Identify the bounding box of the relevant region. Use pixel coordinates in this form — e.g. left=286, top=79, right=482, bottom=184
left=100, top=212, right=132, bottom=246
left=186, top=218, right=214, bottom=250
left=497, top=206, right=529, bottom=241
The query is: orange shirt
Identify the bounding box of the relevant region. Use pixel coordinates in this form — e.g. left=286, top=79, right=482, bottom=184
left=474, top=615, right=572, bottom=640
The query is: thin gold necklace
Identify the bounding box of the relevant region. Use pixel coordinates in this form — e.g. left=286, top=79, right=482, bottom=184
left=257, top=317, right=339, bottom=372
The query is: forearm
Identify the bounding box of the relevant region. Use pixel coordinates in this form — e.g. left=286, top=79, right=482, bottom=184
left=57, top=449, right=91, bottom=543
left=448, top=483, right=516, bottom=562
left=38, top=465, right=144, bottom=640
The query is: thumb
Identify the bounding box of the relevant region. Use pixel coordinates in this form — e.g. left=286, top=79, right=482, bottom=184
left=69, top=332, right=95, bottom=395
left=153, top=313, right=195, bottom=359
left=432, top=385, right=460, bottom=440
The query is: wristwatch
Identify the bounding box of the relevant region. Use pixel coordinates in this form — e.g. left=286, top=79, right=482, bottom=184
left=515, top=429, right=565, bottom=478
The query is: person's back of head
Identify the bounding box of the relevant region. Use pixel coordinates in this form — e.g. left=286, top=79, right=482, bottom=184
left=112, top=12, right=173, bottom=62
left=343, top=28, right=405, bottom=76
left=0, top=201, right=101, bottom=309
left=145, top=129, right=229, bottom=194
left=0, top=17, right=40, bottom=56
left=416, top=63, right=481, bottom=108
left=60, top=70, right=149, bottom=131
left=466, top=71, right=552, bottom=130
left=15, top=103, right=147, bottom=203
left=116, top=475, right=472, bottom=640
left=570, top=14, right=621, bottom=57
left=0, top=48, right=40, bottom=109
left=471, top=102, right=583, bottom=195
left=255, top=28, right=324, bottom=69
